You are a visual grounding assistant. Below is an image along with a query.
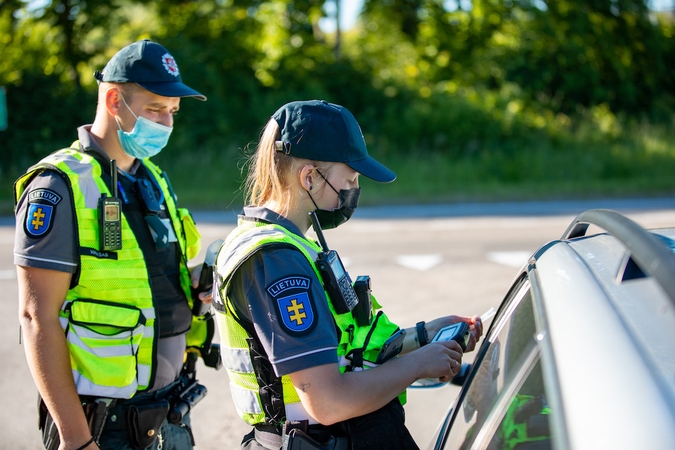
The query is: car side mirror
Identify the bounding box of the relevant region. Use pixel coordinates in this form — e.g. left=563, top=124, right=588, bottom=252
left=450, top=363, right=471, bottom=386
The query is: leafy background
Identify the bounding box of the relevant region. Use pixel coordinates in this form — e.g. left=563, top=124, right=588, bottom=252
left=1, top=0, right=674, bottom=212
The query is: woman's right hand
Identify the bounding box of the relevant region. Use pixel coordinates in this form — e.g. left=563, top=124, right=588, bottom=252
left=411, top=338, right=464, bottom=382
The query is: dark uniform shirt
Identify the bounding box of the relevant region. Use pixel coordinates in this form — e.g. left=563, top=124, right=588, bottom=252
left=228, top=207, right=339, bottom=377
left=14, top=125, right=188, bottom=390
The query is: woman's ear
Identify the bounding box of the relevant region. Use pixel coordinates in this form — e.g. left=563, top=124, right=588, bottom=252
left=299, top=164, right=316, bottom=192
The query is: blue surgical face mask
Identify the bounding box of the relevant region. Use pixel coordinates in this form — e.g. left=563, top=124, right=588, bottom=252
left=116, top=93, right=173, bottom=159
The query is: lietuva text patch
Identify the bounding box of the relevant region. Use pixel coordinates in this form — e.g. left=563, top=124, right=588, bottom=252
left=24, top=189, right=62, bottom=238
left=267, top=276, right=310, bottom=296
left=268, top=276, right=315, bottom=334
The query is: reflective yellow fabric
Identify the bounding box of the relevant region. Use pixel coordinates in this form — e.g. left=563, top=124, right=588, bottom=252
left=215, top=219, right=404, bottom=426
left=14, top=146, right=199, bottom=398
left=70, top=300, right=142, bottom=329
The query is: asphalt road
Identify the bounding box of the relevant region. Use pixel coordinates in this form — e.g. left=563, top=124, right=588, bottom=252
left=2, top=199, right=674, bottom=449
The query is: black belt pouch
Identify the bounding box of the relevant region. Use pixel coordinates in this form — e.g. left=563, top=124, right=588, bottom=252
left=283, top=428, right=348, bottom=450
left=126, top=399, right=170, bottom=448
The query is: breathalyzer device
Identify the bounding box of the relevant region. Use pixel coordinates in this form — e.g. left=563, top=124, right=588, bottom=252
left=98, top=160, right=123, bottom=251
left=432, top=322, right=471, bottom=351
left=310, top=211, right=359, bottom=315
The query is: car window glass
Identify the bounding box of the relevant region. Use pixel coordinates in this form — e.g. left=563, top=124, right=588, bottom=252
left=442, top=276, right=542, bottom=450
left=485, top=358, right=552, bottom=450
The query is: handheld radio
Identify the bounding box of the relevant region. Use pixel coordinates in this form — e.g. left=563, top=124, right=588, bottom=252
left=192, top=239, right=224, bottom=316
left=98, top=160, right=123, bottom=251
left=352, top=275, right=372, bottom=326
left=310, top=211, right=359, bottom=315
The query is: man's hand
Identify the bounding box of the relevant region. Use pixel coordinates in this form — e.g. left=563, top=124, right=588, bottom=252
left=190, top=264, right=212, bottom=304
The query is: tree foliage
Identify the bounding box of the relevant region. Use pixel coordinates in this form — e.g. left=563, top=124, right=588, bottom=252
left=359, top=0, right=674, bottom=114
left=0, top=0, right=673, bottom=188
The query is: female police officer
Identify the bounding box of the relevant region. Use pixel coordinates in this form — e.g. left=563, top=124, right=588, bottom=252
left=212, top=100, right=483, bottom=450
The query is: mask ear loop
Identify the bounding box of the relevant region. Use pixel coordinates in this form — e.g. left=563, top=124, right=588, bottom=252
left=306, top=168, right=329, bottom=212
left=307, top=187, right=320, bottom=210
left=114, top=90, right=138, bottom=135
left=117, top=91, right=139, bottom=120
left=314, top=169, right=339, bottom=195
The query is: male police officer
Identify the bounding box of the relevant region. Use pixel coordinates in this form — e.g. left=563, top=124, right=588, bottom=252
left=14, top=40, right=215, bottom=450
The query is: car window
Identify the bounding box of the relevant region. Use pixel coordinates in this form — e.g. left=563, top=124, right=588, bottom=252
left=484, top=358, right=551, bottom=450
left=440, top=275, right=551, bottom=450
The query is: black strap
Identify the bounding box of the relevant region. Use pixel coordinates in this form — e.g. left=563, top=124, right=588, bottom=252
left=416, top=321, right=428, bottom=347
left=246, top=336, right=286, bottom=429
left=74, top=436, right=95, bottom=450
left=345, top=311, right=384, bottom=370
left=214, top=257, right=290, bottom=428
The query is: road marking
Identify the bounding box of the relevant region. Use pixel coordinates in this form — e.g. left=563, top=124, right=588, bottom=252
left=0, top=270, right=16, bottom=280
left=487, top=251, right=530, bottom=268
left=396, top=254, right=443, bottom=271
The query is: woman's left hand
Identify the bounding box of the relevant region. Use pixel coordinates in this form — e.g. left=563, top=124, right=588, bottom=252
left=425, top=315, right=484, bottom=352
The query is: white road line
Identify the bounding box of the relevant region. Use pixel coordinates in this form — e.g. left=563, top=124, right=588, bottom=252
left=487, top=251, right=531, bottom=268
left=395, top=254, right=443, bottom=271
left=0, top=270, right=16, bottom=280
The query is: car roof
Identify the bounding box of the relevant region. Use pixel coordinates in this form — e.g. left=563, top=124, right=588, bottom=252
left=532, top=213, right=675, bottom=448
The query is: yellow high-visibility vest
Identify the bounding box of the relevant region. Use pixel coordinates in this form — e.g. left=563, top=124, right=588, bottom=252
left=15, top=146, right=203, bottom=398
left=213, top=219, right=404, bottom=426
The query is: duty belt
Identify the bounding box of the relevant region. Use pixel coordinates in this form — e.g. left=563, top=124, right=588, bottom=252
left=88, top=379, right=180, bottom=431
left=254, top=421, right=349, bottom=450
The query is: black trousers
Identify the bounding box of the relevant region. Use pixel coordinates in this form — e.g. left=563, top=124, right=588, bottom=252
left=242, top=399, right=419, bottom=450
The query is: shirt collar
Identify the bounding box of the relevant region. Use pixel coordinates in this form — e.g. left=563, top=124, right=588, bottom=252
left=77, top=125, right=141, bottom=176
left=241, top=206, right=306, bottom=239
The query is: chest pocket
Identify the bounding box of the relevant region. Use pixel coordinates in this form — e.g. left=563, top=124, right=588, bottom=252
left=65, top=299, right=147, bottom=392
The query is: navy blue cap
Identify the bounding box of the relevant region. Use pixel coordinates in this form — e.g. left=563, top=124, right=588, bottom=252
left=94, top=39, right=206, bottom=101
left=272, top=100, right=396, bottom=183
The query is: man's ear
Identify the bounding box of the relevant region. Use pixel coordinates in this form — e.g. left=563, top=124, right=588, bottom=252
left=104, top=87, right=122, bottom=117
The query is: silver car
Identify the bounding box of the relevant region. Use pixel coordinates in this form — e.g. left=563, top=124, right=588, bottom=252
left=426, top=209, right=675, bottom=449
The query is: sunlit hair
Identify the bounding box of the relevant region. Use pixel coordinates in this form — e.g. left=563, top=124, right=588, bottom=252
left=244, top=118, right=331, bottom=216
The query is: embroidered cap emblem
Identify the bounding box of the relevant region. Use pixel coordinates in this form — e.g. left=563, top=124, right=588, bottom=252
left=277, top=292, right=314, bottom=333
left=161, top=53, right=180, bottom=77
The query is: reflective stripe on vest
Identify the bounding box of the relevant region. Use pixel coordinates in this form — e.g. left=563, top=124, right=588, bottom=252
left=214, top=220, right=403, bottom=426
left=14, top=147, right=195, bottom=398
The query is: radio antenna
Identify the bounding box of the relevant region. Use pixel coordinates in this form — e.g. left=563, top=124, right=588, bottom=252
left=309, top=211, right=329, bottom=252
left=110, top=159, right=118, bottom=197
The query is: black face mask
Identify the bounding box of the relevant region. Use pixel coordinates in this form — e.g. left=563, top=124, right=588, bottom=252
left=308, top=170, right=361, bottom=230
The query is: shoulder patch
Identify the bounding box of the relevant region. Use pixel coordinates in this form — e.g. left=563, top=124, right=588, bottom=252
left=268, top=276, right=315, bottom=334
left=267, top=276, right=311, bottom=297
left=28, top=188, right=62, bottom=205
left=25, top=201, right=55, bottom=238
left=277, top=292, right=315, bottom=333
